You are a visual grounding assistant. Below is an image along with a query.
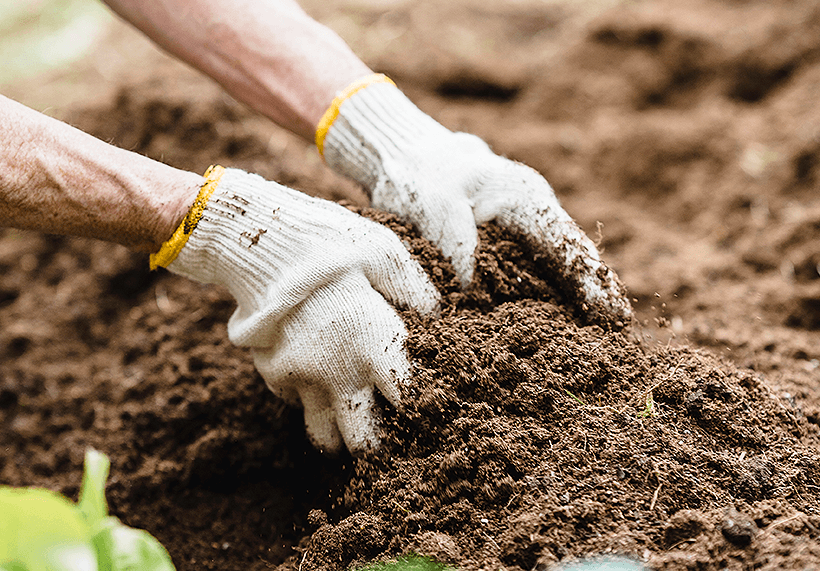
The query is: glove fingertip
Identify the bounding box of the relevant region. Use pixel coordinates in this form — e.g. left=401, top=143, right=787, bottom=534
left=335, top=389, right=382, bottom=455
left=440, top=222, right=478, bottom=291
left=407, top=197, right=478, bottom=292
left=439, top=235, right=476, bottom=290
left=453, top=251, right=475, bottom=290
left=299, top=393, right=344, bottom=454
left=372, top=351, right=409, bottom=411
left=404, top=270, right=442, bottom=317
left=579, top=268, right=634, bottom=327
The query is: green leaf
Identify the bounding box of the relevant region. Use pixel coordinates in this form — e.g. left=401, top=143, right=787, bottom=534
left=78, top=449, right=110, bottom=528
left=0, top=487, right=96, bottom=571
left=78, top=451, right=175, bottom=571
left=94, top=521, right=175, bottom=571
left=354, top=555, right=455, bottom=571
left=1, top=450, right=176, bottom=571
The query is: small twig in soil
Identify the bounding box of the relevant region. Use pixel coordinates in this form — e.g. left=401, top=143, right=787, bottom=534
left=668, top=538, right=697, bottom=550
left=482, top=531, right=501, bottom=552
left=505, top=493, right=518, bottom=508
left=760, top=512, right=806, bottom=537
left=587, top=332, right=610, bottom=353
left=564, top=389, right=585, bottom=405
left=392, top=499, right=410, bottom=514
left=649, top=482, right=662, bottom=511
left=623, top=359, right=684, bottom=414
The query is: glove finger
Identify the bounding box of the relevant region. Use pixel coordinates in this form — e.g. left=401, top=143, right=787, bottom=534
left=251, top=278, right=408, bottom=454
left=307, top=284, right=408, bottom=452
left=297, top=385, right=345, bottom=454
left=253, top=346, right=345, bottom=453
left=372, top=183, right=478, bottom=290
left=362, top=302, right=410, bottom=410
left=329, top=280, right=409, bottom=411
left=360, top=224, right=441, bottom=316
left=433, top=199, right=480, bottom=289
left=475, top=161, right=632, bottom=325
left=263, top=379, right=301, bottom=406
left=369, top=337, right=408, bottom=412
left=332, top=385, right=381, bottom=455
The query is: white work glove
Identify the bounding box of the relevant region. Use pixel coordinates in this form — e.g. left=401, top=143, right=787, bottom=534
left=150, top=166, right=439, bottom=454
left=319, top=75, right=632, bottom=325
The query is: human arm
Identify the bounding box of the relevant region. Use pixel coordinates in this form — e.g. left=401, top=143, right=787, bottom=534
left=0, top=94, right=439, bottom=452
left=101, top=0, right=632, bottom=324
left=100, top=0, right=369, bottom=140
left=0, top=94, right=200, bottom=252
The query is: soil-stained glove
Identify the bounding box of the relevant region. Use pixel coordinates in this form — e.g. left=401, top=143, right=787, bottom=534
left=317, top=75, right=632, bottom=325
left=150, top=166, right=439, bottom=454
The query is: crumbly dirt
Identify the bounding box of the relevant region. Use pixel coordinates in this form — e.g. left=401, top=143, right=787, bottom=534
left=2, top=0, right=820, bottom=570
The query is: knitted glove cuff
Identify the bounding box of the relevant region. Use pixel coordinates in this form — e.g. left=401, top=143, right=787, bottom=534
left=162, top=167, right=440, bottom=346
left=149, top=165, right=226, bottom=270
left=321, top=77, right=452, bottom=190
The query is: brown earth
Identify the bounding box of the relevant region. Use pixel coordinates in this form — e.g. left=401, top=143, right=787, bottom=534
left=2, top=0, right=820, bottom=570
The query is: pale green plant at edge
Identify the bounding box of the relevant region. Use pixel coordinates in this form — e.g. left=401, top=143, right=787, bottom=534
left=0, top=449, right=175, bottom=571
left=353, top=554, right=455, bottom=571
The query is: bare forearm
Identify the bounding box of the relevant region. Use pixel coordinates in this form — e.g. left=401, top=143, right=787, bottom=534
left=0, top=95, right=201, bottom=252
left=102, top=0, right=371, bottom=140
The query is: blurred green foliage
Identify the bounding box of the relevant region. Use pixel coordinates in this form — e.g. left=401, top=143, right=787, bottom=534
left=0, top=450, right=176, bottom=571
left=354, top=555, right=455, bottom=571
left=0, top=0, right=114, bottom=84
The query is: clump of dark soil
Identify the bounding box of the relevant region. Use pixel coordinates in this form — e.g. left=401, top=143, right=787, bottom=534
left=287, top=218, right=820, bottom=571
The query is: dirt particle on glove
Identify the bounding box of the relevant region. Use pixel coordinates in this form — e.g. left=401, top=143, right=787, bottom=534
left=213, top=197, right=246, bottom=216
left=231, top=194, right=251, bottom=207
left=240, top=228, right=267, bottom=247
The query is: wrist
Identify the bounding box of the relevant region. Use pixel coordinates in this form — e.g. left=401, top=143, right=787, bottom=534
left=158, top=168, right=331, bottom=318
left=146, top=166, right=203, bottom=254
left=320, top=77, right=451, bottom=190
left=150, top=165, right=226, bottom=265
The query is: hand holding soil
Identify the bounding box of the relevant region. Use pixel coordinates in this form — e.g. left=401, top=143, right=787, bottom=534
left=323, top=78, right=632, bottom=326
left=0, top=0, right=629, bottom=459
left=157, top=167, right=439, bottom=454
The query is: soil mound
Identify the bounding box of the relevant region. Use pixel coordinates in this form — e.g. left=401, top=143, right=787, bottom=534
left=289, top=218, right=820, bottom=571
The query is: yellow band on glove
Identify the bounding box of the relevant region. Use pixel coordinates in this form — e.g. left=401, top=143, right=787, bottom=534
left=315, top=73, right=396, bottom=157
left=149, top=164, right=226, bottom=270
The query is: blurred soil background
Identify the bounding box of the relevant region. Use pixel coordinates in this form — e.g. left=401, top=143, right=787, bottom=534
left=1, top=0, right=820, bottom=569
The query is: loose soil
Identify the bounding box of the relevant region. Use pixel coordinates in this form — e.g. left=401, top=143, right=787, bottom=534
left=2, top=0, right=820, bottom=570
